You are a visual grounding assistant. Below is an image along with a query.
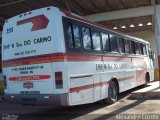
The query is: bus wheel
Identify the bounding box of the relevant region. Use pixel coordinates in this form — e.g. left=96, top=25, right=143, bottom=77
left=146, top=73, right=150, bottom=83
left=143, top=73, right=150, bottom=87
left=104, top=81, right=118, bottom=104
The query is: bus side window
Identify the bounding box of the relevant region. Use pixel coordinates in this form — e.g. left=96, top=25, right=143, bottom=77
left=82, top=27, right=92, bottom=50
left=67, top=23, right=74, bottom=48
left=148, top=44, right=152, bottom=56
left=124, top=39, right=130, bottom=53
left=140, top=43, right=144, bottom=55
left=91, top=30, right=101, bottom=51
left=110, top=34, right=118, bottom=52
left=118, top=37, right=125, bottom=53
left=102, top=33, right=110, bottom=52
left=143, top=44, right=147, bottom=55
left=131, top=41, right=136, bottom=54
left=73, top=25, right=81, bottom=48
left=135, top=42, right=140, bottom=54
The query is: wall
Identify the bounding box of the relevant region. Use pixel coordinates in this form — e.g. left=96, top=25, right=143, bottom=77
left=127, top=30, right=159, bottom=80
left=0, top=31, right=2, bottom=93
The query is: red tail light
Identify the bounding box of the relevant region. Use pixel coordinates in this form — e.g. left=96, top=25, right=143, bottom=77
left=3, top=75, right=7, bottom=89
left=55, top=72, right=63, bottom=89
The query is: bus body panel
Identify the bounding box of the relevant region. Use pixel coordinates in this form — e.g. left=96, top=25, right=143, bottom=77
left=69, top=76, right=94, bottom=105
left=67, top=55, right=136, bottom=105
left=2, top=7, right=67, bottom=60
left=5, top=63, right=54, bottom=94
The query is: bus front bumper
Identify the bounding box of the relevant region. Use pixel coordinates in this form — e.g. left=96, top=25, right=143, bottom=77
left=3, top=93, right=69, bottom=106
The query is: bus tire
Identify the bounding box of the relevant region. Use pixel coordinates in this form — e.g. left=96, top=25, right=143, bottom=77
left=142, top=73, right=150, bottom=87
left=146, top=72, right=150, bottom=83
left=104, top=81, right=118, bottom=104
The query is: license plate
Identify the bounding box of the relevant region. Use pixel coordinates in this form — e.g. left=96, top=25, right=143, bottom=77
left=23, top=82, right=33, bottom=89
left=20, top=91, right=40, bottom=94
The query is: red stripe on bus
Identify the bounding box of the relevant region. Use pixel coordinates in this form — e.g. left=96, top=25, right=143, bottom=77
left=2, top=53, right=65, bottom=67
left=70, top=76, right=134, bottom=92
left=2, top=53, right=132, bottom=67
left=70, top=84, right=94, bottom=93
left=9, top=75, right=50, bottom=81
left=66, top=53, right=102, bottom=61
left=103, top=56, right=131, bottom=62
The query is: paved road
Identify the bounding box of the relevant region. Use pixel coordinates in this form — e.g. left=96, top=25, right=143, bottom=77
left=1, top=86, right=160, bottom=120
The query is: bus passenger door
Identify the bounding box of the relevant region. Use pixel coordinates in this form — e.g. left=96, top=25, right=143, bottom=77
left=133, top=57, right=146, bottom=86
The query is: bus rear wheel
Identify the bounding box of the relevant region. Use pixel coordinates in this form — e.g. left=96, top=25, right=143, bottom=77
left=146, top=73, right=150, bottom=83
left=104, top=81, right=118, bottom=104
left=142, top=73, right=150, bottom=87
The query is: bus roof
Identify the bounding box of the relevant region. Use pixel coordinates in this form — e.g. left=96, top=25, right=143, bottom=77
left=4, top=6, right=149, bottom=44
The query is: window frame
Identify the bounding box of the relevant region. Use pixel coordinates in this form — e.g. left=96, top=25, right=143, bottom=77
left=109, top=33, right=119, bottom=53
left=130, top=40, right=136, bottom=55
left=91, top=30, right=102, bottom=51
left=72, top=24, right=82, bottom=49
left=118, top=37, right=125, bottom=54
left=66, top=22, right=74, bottom=49
left=135, top=42, right=140, bottom=55
left=81, top=27, right=92, bottom=51
left=139, top=43, right=144, bottom=55
left=63, top=20, right=84, bottom=52
left=124, top=39, right=131, bottom=54
left=101, top=32, right=111, bottom=53
left=142, top=44, right=147, bottom=56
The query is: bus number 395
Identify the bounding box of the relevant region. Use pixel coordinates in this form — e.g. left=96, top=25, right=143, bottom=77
left=7, top=27, right=13, bottom=34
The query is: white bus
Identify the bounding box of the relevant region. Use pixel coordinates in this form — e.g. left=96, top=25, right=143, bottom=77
left=2, top=6, right=155, bottom=106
